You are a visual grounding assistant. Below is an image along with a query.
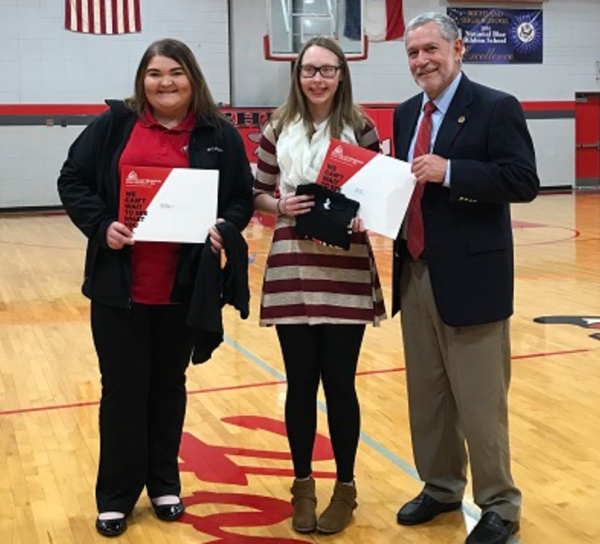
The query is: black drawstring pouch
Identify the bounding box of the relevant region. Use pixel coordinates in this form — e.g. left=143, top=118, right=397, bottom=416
left=294, top=183, right=360, bottom=251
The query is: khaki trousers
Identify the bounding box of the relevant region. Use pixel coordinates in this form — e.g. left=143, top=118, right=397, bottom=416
left=400, top=260, right=521, bottom=521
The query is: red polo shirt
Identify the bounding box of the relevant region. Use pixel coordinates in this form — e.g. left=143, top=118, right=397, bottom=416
left=119, top=108, right=195, bottom=304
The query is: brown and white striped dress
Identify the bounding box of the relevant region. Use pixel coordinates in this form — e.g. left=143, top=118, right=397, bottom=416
left=254, top=119, right=387, bottom=326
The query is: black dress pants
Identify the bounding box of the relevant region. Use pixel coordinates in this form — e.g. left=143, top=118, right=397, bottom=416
left=276, top=324, right=365, bottom=483
left=91, top=302, right=194, bottom=514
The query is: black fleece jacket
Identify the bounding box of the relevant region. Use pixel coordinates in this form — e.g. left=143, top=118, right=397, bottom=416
left=178, top=221, right=250, bottom=364
left=57, top=99, right=254, bottom=309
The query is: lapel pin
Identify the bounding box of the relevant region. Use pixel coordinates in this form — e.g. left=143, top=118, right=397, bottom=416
left=458, top=116, right=466, bottom=124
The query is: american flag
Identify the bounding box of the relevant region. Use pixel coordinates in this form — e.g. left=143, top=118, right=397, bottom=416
left=65, top=0, right=141, bottom=35
left=345, top=0, right=404, bottom=42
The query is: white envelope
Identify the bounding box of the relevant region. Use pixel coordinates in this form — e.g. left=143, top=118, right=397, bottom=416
left=340, top=153, right=416, bottom=239
left=131, top=168, right=219, bottom=243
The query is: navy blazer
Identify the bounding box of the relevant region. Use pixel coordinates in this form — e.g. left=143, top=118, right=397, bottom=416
left=392, top=74, right=540, bottom=326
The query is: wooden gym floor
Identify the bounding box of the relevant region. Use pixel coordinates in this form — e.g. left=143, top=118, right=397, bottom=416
left=0, top=190, right=598, bottom=544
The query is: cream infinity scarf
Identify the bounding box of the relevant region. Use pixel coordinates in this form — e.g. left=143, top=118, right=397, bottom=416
left=276, top=117, right=357, bottom=198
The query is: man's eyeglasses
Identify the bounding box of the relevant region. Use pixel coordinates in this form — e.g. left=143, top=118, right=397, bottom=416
left=299, top=65, right=342, bottom=79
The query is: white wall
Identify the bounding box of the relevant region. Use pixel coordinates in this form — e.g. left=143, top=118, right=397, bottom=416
left=0, top=0, right=230, bottom=207
left=351, top=0, right=600, bottom=103
left=529, top=119, right=575, bottom=190
left=1, top=0, right=599, bottom=207
left=0, top=0, right=230, bottom=104
left=228, top=0, right=600, bottom=189
left=0, top=126, right=83, bottom=208
left=230, top=0, right=600, bottom=104
left=230, top=0, right=289, bottom=107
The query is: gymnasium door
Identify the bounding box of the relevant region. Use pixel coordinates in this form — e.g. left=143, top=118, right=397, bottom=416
left=575, top=92, right=600, bottom=188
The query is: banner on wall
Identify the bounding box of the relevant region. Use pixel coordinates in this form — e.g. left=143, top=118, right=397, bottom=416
left=447, top=8, right=543, bottom=64
left=65, top=0, right=142, bottom=34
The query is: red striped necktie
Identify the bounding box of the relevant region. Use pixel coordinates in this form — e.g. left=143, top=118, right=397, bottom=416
left=406, top=100, right=436, bottom=260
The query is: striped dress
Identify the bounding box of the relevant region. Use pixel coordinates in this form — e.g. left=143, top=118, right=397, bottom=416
left=254, top=119, right=387, bottom=326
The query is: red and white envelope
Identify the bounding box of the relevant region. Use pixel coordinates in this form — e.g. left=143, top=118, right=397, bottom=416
left=119, top=165, right=219, bottom=243
left=316, top=139, right=416, bottom=239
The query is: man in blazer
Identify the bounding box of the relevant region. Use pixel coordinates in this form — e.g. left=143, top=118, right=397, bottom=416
left=392, top=12, right=539, bottom=544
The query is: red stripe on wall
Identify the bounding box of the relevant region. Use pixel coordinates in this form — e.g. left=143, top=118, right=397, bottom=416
left=521, top=101, right=574, bottom=112
left=0, top=102, right=576, bottom=118
left=360, top=101, right=576, bottom=112
left=0, top=105, right=109, bottom=115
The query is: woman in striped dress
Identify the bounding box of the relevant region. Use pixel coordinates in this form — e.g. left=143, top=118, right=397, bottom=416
left=253, top=36, right=386, bottom=535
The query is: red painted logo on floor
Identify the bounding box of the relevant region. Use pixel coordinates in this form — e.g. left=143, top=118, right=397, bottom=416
left=176, top=415, right=336, bottom=543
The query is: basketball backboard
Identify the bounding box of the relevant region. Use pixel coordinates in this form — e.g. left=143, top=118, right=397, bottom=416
left=264, top=0, right=368, bottom=61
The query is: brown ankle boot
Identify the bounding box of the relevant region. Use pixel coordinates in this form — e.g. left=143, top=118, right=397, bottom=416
left=290, top=478, right=317, bottom=533
left=316, top=481, right=357, bottom=534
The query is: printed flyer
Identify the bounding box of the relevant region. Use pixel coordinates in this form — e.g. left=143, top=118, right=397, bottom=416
left=119, top=165, right=219, bottom=243
left=316, top=140, right=415, bottom=238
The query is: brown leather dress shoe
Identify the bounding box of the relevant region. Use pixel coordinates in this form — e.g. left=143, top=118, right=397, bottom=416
left=397, top=491, right=462, bottom=525
left=465, top=512, right=520, bottom=544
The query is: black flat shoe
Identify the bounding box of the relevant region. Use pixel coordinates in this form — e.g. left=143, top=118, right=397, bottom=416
left=466, top=512, right=520, bottom=544
left=397, top=491, right=462, bottom=525
left=95, top=516, right=127, bottom=537
left=152, top=499, right=185, bottom=522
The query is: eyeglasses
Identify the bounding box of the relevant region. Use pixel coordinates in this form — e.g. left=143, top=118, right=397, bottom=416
left=299, top=65, right=342, bottom=79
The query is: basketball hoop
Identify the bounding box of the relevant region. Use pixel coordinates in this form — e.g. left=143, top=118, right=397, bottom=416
left=264, top=0, right=368, bottom=62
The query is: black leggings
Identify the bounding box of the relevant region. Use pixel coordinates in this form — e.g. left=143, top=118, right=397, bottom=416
left=276, top=324, right=366, bottom=483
